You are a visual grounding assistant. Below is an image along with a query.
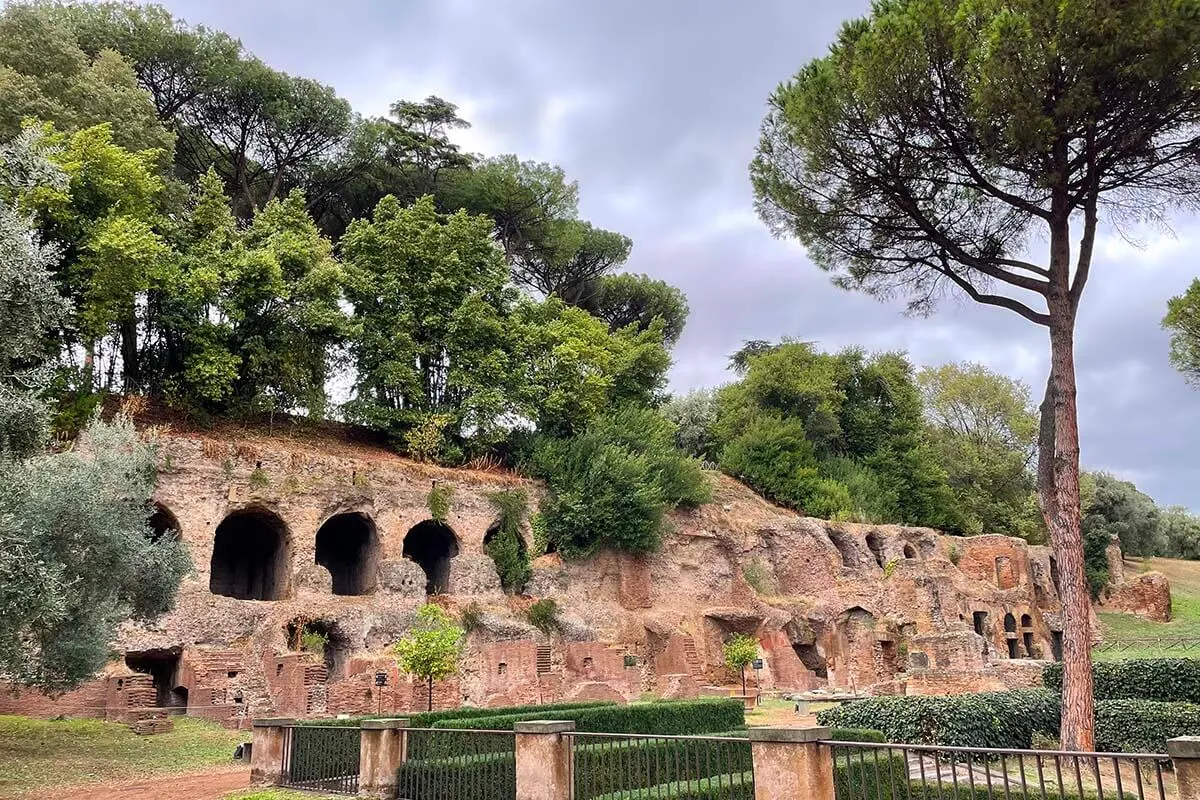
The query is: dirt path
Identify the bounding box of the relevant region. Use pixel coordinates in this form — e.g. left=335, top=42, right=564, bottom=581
left=22, top=765, right=250, bottom=800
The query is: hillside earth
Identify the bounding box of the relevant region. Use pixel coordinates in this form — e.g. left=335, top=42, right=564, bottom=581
left=0, top=423, right=1171, bottom=724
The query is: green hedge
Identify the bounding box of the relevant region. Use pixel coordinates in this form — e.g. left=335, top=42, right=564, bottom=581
left=295, top=699, right=617, bottom=727
left=1044, top=659, right=1200, bottom=704
left=436, top=698, right=745, bottom=736
left=1096, top=699, right=1200, bottom=753
left=816, top=690, right=1061, bottom=749
left=592, top=772, right=753, bottom=800
left=396, top=751, right=515, bottom=800
left=575, top=735, right=751, bottom=799
left=833, top=753, right=909, bottom=800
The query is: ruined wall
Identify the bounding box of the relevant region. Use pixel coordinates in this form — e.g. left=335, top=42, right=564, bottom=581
left=0, top=425, right=1168, bottom=723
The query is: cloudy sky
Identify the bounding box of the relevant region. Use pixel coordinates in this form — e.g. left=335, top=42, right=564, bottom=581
left=154, top=0, right=1200, bottom=509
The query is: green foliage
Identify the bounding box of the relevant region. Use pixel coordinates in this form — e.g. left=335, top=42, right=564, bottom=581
left=1083, top=473, right=1164, bottom=558
left=1165, top=278, right=1200, bottom=388
left=484, top=490, right=531, bottom=594
left=459, top=602, right=483, bottom=633
left=834, top=754, right=908, bottom=800
left=577, top=272, right=690, bottom=346
left=299, top=628, right=327, bottom=657
left=918, top=363, right=1041, bottom=538
left=405, top=413, right=455, bottom=464
left=573, top=737, right=752, bottom=800
left=1095, top=699, right=1200, bottom=754
left=0, top=128, right=69, bottom=459
left=396, top=750, right=516, bottom=800
left=530, top=407, right=709, bottom=558
left=300, top=700, right=617, bottom=729
left=660, top=389, right=717, bottom=460
left=882, top=558, right=900, bottom=579
left=948, top=543, right=962, bottom=566
left=435, top=698, right=746, bottom=736
left=428, top=482, right=454, bottom=522
left=392, top=604, right=465, bottom=685
left=248, top=467, right=269, bottom=491
left=525, top=598, right=559, bottom=634
left=817, top=690, right=1061, bottom=750
left=741, top=558, right=776, bottom=595
left=1043, top=658, right=1200, bottom=704
left=722, top=635, right=758, bottom=677
left=0, top=414, right=190, bottom=690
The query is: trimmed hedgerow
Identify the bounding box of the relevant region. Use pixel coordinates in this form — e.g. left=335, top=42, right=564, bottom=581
left=1044, top=659, right=1200, bottom=704
left=833, top=753, right=909, bottom=800
left=575, top=735, right=751, bottom=798
left=396, top=750, right=515, bottom=800
left=296, top=699, right=617, bottom=727
left=816, top=690, right=1061, bottom=749
left=1096, top=699, right=1200, bottom=753
left=436, top=698, right=745, bottom=736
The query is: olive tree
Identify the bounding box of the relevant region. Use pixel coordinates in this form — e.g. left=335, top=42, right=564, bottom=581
left=751, top=0, right=1200, bottom=749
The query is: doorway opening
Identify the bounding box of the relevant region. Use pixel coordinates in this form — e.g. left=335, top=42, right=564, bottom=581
left=402, top=520, right=459, bottom=595
left=210, top=508, right=290, bottom=600
left=315, top=512, right=380, bottom=595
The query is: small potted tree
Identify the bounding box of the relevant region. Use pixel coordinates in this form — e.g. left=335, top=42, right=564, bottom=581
left=723, top=634, right=759, bottom=711
left=392, top=604, right=465, bottom=711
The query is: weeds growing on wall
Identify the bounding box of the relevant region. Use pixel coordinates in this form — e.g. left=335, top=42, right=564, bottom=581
left=526, top=598, right=559, bottom=633
left=485, top=489, right=532, bottom=593
left=742, top=557, right=777, bottom=595
left=428, top=482, right=454, bottom=522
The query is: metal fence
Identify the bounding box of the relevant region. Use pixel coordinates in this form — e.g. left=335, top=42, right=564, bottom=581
left=279, top=723, right=360, bottom=795
left=567, top=731, right=755, bottom=800
left=1092, top=638, right=1200, bottom=653
left=396, top=728, right=517, bottom=800
left=827, top=741, right=1171, bottom=800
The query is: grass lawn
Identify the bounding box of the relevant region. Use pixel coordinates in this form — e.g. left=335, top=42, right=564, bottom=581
left=0, top=714, right=243, bottom=796
left=1096, top=557, right=1200, bottom=660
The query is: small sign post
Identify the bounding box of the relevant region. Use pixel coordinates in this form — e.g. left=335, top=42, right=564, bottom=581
left=374, top=671, right=387, bottom=714
left=752, top=659, right=764, bottom=706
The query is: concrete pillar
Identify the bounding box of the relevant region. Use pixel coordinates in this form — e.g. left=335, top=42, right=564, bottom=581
left=747, top=726, right=834, bottom=800
left=359, top=718, right=409, bottom=798
left=249, top=718, right=294, bottom=785
left=514, top=720, right=575, bottom=800
left=1169, top=736, right=1200, bottom=800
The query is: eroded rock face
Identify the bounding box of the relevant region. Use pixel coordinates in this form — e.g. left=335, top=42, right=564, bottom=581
left=0, top=426, right=1163, bottom=724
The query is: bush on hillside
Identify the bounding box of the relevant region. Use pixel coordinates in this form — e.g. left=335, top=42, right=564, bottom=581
left=1043, top=658, right=1200, bottom=704
left=295, top=699, right=617, bottom=727
left=437, top=697, right=744, bottom=735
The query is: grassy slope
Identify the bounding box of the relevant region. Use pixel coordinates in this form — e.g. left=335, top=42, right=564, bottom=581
left=1095, top=557, right=1200, bottom=661
left=0, top=715, right=243, bottom=796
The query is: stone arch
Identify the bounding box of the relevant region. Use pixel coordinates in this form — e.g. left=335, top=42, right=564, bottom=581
left=209, top=507, right=291, bottom=600
left=1003, top=612, right=1017, bottom=633
left=149, top=503, right=181, bottom=542
left=1020, top=613, right=1033, bottom=628
left=903, top=543, right=917, bottom=559
left=865, top=531, right=887, bottom=568
left=403, top=520, right=460, bottom=595
left=827, top=528, right=859, bottom=569
left=315, top=512, right=380, bottom=596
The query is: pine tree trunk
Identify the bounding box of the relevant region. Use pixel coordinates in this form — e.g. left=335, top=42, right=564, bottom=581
left=1040, top=306, right=1094, bottom=751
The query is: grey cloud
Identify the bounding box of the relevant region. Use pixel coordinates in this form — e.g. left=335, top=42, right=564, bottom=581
left=154, top=0, right=1200, bottom=508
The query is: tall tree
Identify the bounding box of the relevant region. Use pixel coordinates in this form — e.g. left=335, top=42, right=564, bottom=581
left=1164, top=278, right=1200, bottom=386
left=576, top=272, right=690, bottom=345
left=751, top=0, right=1200, bottom=749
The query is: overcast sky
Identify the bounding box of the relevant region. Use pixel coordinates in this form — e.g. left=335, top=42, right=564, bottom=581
left=151, top=0, right=1200, bottom=509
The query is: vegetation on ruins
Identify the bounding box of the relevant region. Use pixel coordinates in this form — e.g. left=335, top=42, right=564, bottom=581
left=392, top=604, right=465, bottom=712
left=751, top=0, right=1200, bottom=750
left=525, top=598, right=560, bottom=634
left=722, top=634, right=759, bottom=697
left=484, top=490, right=532, bottom=594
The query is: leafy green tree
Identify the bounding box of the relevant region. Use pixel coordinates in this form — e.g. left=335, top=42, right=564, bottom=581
left=719, top=414, right=821, bottom=510
left=661, top=388, right=718, bottom=459
left=576, top=272, right=689, bottom=346
left=342, top=194, right=517, bottom=448
left=0, top=414, right=190, bottom=691
left=530, top=407, right=708, bottom=558
left=1164, top=279, right=1200, bottom=387
left=0, top=127, right=69, bottom=457
left=919, top=363, right=1041, bottom=537
left=1160, top=507, right=1200, bottom=561
left=722, top=634, right=758, bottom=697
left=484, top=490, right=531, bottom=594
left=1082, top=473, right=1164, bottom=560
left=392, top=603, right=465, bottom=712
left=750, top=0, right=1200, bottom=749
left=0, top=4, right=174, bottom=157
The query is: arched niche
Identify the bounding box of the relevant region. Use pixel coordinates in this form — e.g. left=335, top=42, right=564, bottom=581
left=402, top=520, right=460, bottom=595
left=209, top=507, right=291, bottom=600
left=148, top=503, right=181, bottom=542
left=315, top=512, right=380, bottom=596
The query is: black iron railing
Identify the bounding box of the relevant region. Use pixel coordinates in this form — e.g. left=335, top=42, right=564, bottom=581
left=567, top=731, right=755, bottom=800
left=396, top=728, right=517, bottom=800
left=279, top=723, right=360, bottom=795
left=827, top=740, right=1171, bottom=800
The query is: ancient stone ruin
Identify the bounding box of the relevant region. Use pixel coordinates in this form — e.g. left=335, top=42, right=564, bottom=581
left=0, top=427, right=1171, bottom=726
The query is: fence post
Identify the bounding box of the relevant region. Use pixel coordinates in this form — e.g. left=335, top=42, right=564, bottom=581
left=746, top=726, right=834, bottom=800
left=514, top=720, right=576, bottom=800
left=1169, top=736, right=1200, bottom=800
left=359, top=717, right=410, bottom=798
left=249, top=718, right=294, bottom=786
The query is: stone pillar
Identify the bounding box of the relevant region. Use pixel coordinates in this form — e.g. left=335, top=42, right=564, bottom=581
left=1169, top=736, right=1200, bottom=800
left=514, top=720, right=575, bottom=800
left=359, top=717, right=409, bottom=798
left=747, top=726, right=834, bottom=800
left=249, top=718, right=294, bottom=785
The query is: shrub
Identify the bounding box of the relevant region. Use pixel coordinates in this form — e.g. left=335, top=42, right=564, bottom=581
left=525, top=598, right=559, bottom=633
left=834, top=752, right=908, bottom=800
left=397, top=750, right=515, bottom=800
left=484, top=490, right=531, bottom=593
left=1043, top=658, right=1200, bottom=704
left=576, top=735, right=751, bottom=799
left=428, top=482, right=454, bottom=522
left=436, top=698, right=745, bottom=736
left=530, top=407, right=710, bottom=557
left=1095, top=699, right=1200, bottom=753
left=297, top=699, right=619, bottom=728
left=460, top=602, right=483, bottom=633
left=816, top=690, right=1061, bottom=749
